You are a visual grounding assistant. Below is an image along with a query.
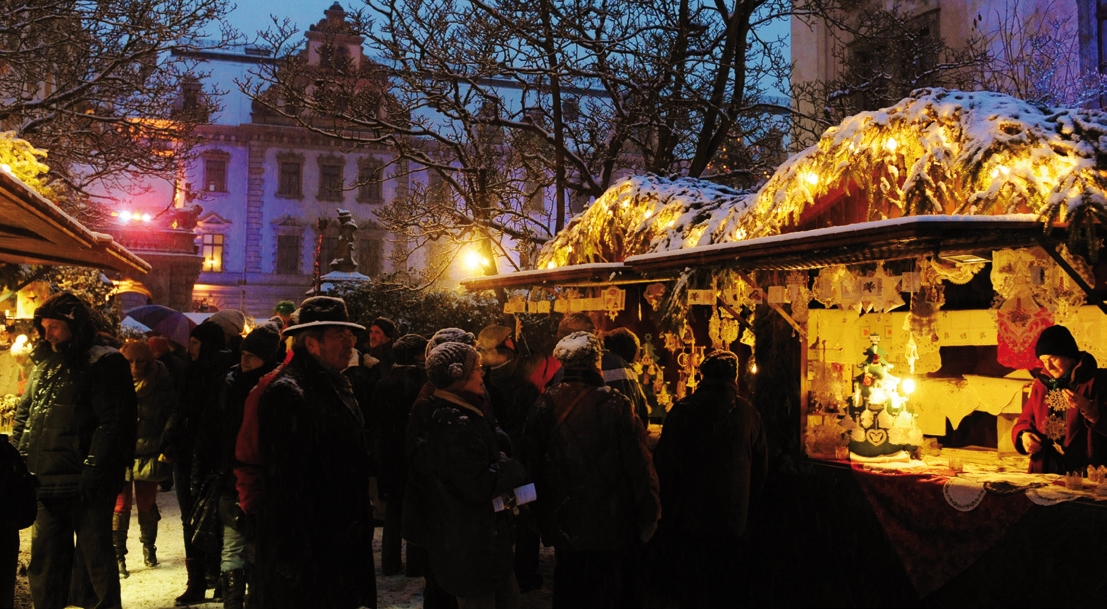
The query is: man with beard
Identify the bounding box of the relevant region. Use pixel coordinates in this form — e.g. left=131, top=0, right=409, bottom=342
left=253, top=297, right=376, bottom=609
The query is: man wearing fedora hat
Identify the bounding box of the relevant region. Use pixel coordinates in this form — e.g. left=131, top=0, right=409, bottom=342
left=248, top=296, right=376, bottom=609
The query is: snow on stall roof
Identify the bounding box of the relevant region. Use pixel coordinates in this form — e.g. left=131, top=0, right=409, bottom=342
left=536, top=89, right=1107, bottom=269
left=746, top=88, right=1107, bottom=238
left=536, top=175, right=755, bottom=269
left=622, top=213, right=1041, bottom=263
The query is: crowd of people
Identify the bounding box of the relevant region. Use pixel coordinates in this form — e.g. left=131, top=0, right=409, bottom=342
left=1, top=292, right=773, bottom=609
left=3, top=289, right=1107, bottom=609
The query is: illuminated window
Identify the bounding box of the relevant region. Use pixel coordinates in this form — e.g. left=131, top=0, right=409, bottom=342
left=204, top=158, right=226, bottom=192
left=201, top=233, right=224, bottom=273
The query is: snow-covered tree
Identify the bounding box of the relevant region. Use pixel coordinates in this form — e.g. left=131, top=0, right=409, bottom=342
left=242, top=0, right=798, bottom=278
left=0, top=0, right=236, bottom=223
left=967, top=0, right=1107, bottom=108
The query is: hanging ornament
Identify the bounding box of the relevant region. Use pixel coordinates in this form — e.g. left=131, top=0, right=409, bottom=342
left=643, top=283, right=666, bottom=311
left=812, top=265, right=845, bottom=308
left=721, top=314, right=740, bottom=345
left=1046, top=389, right=1073, bottom=412
left=1044, top=414, right=1066, bottom=441
left=929, top=256, right=985, bottom=285
left=708, top=306, right=723, bottom=350
left=602, top=286, right=626, bottom=321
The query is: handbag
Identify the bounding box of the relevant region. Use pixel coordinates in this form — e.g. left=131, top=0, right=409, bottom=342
left=133, top=454, right=173, bottom=482
left=188, top=475, right=224, bottom=553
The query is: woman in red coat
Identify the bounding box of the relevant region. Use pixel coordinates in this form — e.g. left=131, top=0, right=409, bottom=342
left=1013, top=325, right=1107, bottom=474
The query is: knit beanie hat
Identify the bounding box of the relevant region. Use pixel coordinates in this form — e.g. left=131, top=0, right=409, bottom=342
left=393, top=334, right=429, bottom=365
left=371, top=317, right=399, bottom=342
left=700, top=350, right=739, bottom=380
left=190, top=320, right=226, bottom=352
left=1035, top=325, right=1080, bottom=360
left=209, top=309, right=246, bottom=337
left=425, top=328, right=477, bottom=359
left=553, top=331, right=603, bottom=369
left=240, top=322, right=282, bottom=364
left=426, top=342, right=480, bottom=389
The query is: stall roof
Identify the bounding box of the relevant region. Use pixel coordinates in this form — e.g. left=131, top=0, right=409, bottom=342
left=463, top=215, right=1058, bottom=291
left=0, top=169, right=150, bottom=276
left=623, top=214, right=1053, bottom=273
left=461, top=262, right=637, bottom=292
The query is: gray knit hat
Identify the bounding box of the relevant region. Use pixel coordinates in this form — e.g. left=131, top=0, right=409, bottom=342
left=425, top=327, right=477, bottom=359
left=553, top=331, right=603, bottom=369
left=209, top=309, right=247, bottom=337
left=426, top=342, right=480, bottom=389
left=393, top=334, right=429, bottom=365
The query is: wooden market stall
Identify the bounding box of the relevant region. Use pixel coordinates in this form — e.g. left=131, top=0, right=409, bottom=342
left=463, top=88, right=1107, bottom=605
left=0, top=168, right=150, bottom=276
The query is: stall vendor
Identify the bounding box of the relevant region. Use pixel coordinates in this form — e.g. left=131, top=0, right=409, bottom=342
left=1013, top=325, right=1107, bottom=474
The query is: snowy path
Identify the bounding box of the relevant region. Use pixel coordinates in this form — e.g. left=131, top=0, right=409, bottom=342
left=13, top=491, right=569, bottom=609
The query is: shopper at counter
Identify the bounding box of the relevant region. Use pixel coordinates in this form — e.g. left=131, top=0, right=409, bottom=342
left=1013, top=324, right=1107, bottom=474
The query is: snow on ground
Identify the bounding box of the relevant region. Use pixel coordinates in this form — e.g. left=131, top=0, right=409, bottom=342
left=12, top=491, right=590, bottom=609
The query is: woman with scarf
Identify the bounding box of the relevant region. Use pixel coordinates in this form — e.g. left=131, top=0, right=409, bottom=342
left=1013, top=325, right=1107, bottom=474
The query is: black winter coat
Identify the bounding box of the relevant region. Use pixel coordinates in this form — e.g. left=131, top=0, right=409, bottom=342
left=487, top=356, right=541, bottom=450
left=372, top=363, right=425, bottom=500
left=424, top=389, right=526, bottom=598
left=653, top=378, right=768, bottom=539
left=255, top=351, right=374, bottom=609
left=522, top=367, right=660, bottom=552
left=133, top=361, right=176, bottom=460
left=13, top=342, right=137, bottom=499
left=194, top=363, right=272, bottom=497
left=170, top=349, right=232, bottom=466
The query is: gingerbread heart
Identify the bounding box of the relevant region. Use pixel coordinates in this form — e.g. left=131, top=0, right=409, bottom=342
left=866, top=428, right=888, bottom=446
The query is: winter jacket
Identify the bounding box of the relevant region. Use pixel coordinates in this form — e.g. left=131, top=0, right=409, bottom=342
left=401, top=381, right=438, bottom=548
left=168, top=348, right=232, bottom=465
left=130, top=360, right=177, bottom=481
left=233, top=365, right=282, bottom=515
left=194, top=363, right=272, bottom=499
left=522, top=367, right=661, bottom=552
left=486, top=355, right=541, bottom=450
left=372, top=363, right=426, bottom=501
left=13, top=340, right=136, bottom=499
left=404, top=380, right=504, bottom=547
left=602, top=350, right=651, bottom=425
left=654, top=378, right=767, bottom=539
left=254, top=350, right=374, bottom=609
left=1013, top=351, right=1107, bottom=473
left=424, top=388, right=527, bottom=599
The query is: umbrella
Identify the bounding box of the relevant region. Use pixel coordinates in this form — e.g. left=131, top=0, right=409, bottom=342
left=123, top=304, right=196, bottom=349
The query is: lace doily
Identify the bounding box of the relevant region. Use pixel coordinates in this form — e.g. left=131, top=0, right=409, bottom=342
left=943, top=478, right=987, bottom=512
